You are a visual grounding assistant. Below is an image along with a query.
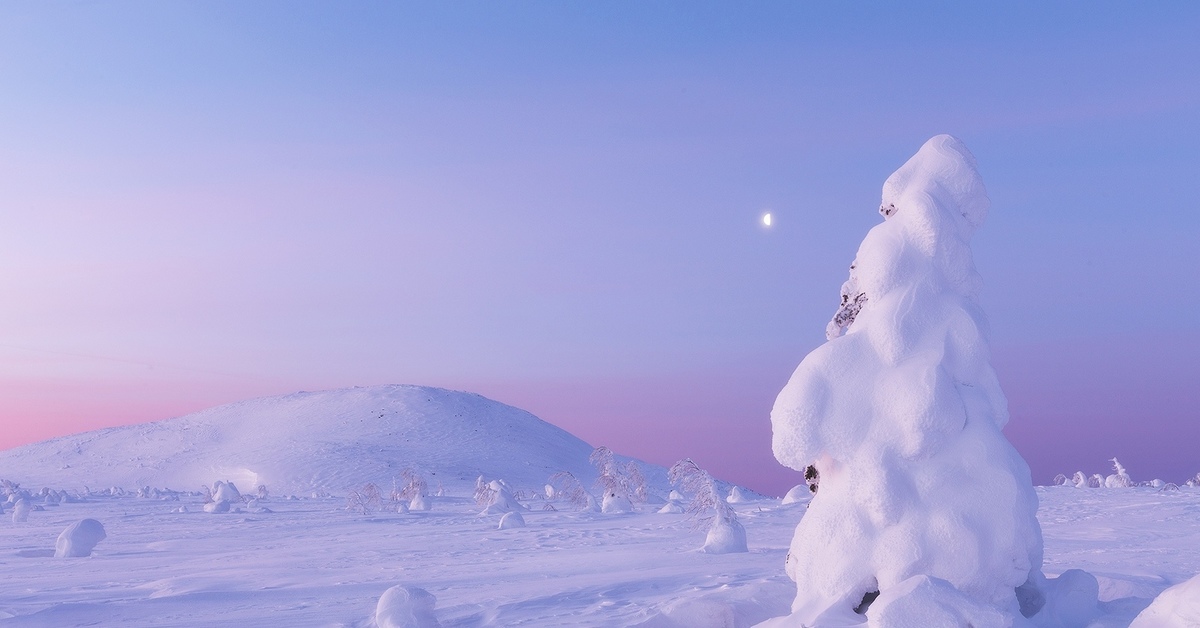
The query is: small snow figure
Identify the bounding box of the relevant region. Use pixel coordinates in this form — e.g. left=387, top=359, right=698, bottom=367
left=11, top=498, right=30, bottom=523
left=769, top=136, right=1045, bottom=624
left=375, top=585, right=440, bottom=628
left=55, top=518, right=106, bottom=557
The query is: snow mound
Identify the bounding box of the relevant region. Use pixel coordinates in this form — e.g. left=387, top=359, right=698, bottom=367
left=497, top=511, right=525, bottom=529
left=375, top=585, right=440, bottom=628
left=769, top=135, right=1043, bottom=622
left=780, top=485, right=810, bottom=505
left=867, top=575, right=1010, bottom=627
left=0, top=385, right=632, bottom=495
left=55, top=518, right=106, bottom=558
left=1131, top=573, right=1200, bottom=628
left=701, top=518, right=748, bottom=554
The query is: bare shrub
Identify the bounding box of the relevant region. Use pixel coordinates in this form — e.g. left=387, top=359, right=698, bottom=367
left=548, top=471, right=592, bottom=511
left=668, top=458, right=738, bottom=528
left=346, top=483, right=383, bottom=514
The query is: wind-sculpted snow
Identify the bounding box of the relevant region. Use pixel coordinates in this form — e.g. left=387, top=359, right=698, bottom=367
left=0, top=385, right=621, bottom=495
left=770, top=135, right=1044, bottom=624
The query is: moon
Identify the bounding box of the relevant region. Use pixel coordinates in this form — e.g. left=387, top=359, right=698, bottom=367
left=762, top=212, right=772, bottom=227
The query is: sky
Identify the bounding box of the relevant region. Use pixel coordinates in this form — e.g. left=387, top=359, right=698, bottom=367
left=1, top=2, right=1198, bottom=496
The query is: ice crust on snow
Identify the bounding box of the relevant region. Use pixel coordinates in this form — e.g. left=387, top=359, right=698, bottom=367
left=770, top=135, right=1044, bottom=622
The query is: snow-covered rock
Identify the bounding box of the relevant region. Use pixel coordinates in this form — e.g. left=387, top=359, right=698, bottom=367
left=769, top=136, right=1044, bottom=623
left=375, top=585, right=440, bottom=628
left=780, top=485, right=810, bottom=505
left=498, top=511, right=525, bottom=529
left=203, top=500, right=231, bottom=514
left=1035, top=569, right=1100, bottom=627
left=11, top=499, right=30, bottom=523
left=657, top=501, right=684, bottom=514
left=54, top=518, right=106, bottom=558
left=702, top=518, right=748, bottom=554
left=1130, top=573, right=1200, bottom=628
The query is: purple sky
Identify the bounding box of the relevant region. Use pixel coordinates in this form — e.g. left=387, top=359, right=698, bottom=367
left=2, top=3, right=1198, bottom=495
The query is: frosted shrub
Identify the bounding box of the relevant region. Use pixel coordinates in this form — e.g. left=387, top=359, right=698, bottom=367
left=668, top=458, right=747, bottom=554
left=1105, top=458, right=1133, bottom=488
left=1089, top=474, right=1104, bottom=488
left=1052, top=474, right=1069, bottom=486
left=590, top=446, right=643, bottom=513
left=346, top=483, right=384, bottom=515
left=547, top=471, right=596, bottom=512
left=477, top=478, right=525, bottom=515
left=1072, top=472, right=1088, bottom=488
left=395, top=469, right=431, bottom=512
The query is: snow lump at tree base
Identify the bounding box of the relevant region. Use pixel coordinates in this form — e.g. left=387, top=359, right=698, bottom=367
left=764, top=135, right=1046, bottom=626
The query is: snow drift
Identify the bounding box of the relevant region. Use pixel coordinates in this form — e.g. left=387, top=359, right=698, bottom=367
left=0, top=385, right=639, bottom=495
left=769, top=135, right=1044, bottom=623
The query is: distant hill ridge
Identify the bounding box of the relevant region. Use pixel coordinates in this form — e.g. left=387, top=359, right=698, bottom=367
left=0, top=385, right=645, bottom=495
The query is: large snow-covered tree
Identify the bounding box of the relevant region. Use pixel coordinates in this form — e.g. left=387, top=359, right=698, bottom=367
left=768, top=135, right=1045, bottom=625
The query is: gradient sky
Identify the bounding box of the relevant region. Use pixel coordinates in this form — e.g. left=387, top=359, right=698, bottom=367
left=2, top=3, right=1198, bottom=496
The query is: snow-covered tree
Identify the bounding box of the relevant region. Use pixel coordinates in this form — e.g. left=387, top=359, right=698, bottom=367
left=1105, top=458, right=1133, bottom=488
left=547, top=471, right=596, bottom=512
left=589, top=446, right=637, bottom=513
left=769, top=136, right=1045, bottom=624
left=668, top=458, right=747, bottom=554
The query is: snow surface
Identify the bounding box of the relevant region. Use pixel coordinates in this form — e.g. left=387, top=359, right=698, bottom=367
left=0, top=385, right=658, bottom=496
left=1, top=486, right=1198, bottom=625
left=770, top=135, right=1042, bottom=622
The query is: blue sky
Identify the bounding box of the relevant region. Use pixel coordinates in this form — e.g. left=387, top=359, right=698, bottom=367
left=1, top=2, right=1198, bottom=493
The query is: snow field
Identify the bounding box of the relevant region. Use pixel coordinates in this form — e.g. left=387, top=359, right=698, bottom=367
left=1, top=486, right=1198, bottom=626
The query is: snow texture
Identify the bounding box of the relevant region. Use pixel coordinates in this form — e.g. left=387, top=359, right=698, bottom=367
left=54, top=519, right=106, bottom=558
left=1130, top=573, right=1200, bottom=628
left=770, top=135, right=1044, bottom=623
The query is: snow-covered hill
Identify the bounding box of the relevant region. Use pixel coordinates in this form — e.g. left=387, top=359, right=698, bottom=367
left=0, top=385, right=642, bottom=495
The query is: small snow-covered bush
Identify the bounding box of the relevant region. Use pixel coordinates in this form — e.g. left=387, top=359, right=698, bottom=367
left=375, top=585, right=440, bottom=628
left=1052, top=474, right=1069, bottom=486
left=346, top=483, right=383, bottom=515
left=668, top=458, right=747, bottom=554
left=474, top=477, right=525, bottom=514
left=55, top=518, right=106, bottom=558
left=396, top=469, right=428, bottom=501
left=590, top=446, right=645, bottom=513
left=1072, top=472, right=1088, bottom=488
left=547, top=471, right=596, bottom=511
left=1105, top=458, right=1133, bottom=488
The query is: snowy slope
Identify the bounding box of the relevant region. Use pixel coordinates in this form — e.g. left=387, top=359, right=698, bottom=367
left=0, top=385, right=637, bottom=495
